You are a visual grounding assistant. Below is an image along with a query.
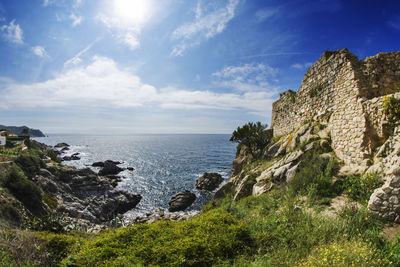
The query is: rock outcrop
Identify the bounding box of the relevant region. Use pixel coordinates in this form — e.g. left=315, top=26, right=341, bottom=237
left=98, top=160, right=124, bottom=176
left=195, top=172, right=224, bottom=191
left=168, top=190, right=196, bottom=212
left=36, top=165, right=141, bottom=226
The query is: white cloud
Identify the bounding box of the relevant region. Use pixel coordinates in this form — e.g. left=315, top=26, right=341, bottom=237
left=0, top=20, right=23, bottom=44
left=291, top=62, right=312, bottom=70
left=32, top=46, right=48, bottom=57
left=255, top=8, right=278, bottom=22
left=0, top=56, right=275, bottom=116
left=171, top=0, right=240, bottom=56
left=70, top=13, right=83, bottom=27
left=212, top=63, right=278, bottom=91
left=44, top=0, right=82, bottom=8
left=73, top=0, right=83, bottom=8
left=64, top=38, right=100, bottom=67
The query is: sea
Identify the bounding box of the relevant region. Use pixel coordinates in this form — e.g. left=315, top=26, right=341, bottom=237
left=33, top=134, right=237, bottom=218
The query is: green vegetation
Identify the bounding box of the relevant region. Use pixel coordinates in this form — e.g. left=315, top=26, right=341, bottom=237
left=230, top=122, right=271, bottom=156
left=15, top=153, right=45, bottom=178
left=288, top=152, right=341, bottom=201
left=300, top=239, right=390, bottom=266
left=383, top=95, right=400, bottom=129
left=63, top=211, right=250, bottom=266
left=3, top=165, right=43, bottom=212
left=342, top=173, right=383, bottom=204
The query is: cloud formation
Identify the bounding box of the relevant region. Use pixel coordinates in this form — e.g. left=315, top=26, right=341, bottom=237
left=255, top=8, right=279, bottom=22
left=64, top=38, right=101, bottom=67
left=0, top=20, right=23, bottom=44
left=32, top=46, right=48, bottom=57
left=291, top=62, right=312, bottom=70
left=171, top=0, right=240, bottom=56
left=0, top=56, right=275, bottom=116
left=212, top=63, right=278, bottom=92
left=70, top=13, right=83, bottom=27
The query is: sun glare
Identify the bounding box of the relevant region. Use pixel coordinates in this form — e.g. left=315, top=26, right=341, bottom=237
left=113, top=0, right=152, bottom=25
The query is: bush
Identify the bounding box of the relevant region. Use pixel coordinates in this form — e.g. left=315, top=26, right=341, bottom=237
left=288, top=152, right=341, bottom=200
left=14, top=154, right=45, bottom=178
left=4, top=165, right=43, bottom=212
left=63, top=211, right=251, bottom=266
left=299, top=239, right=390, bottom=266
left=43, top=193, right=58, bottom=210
left=230, top=122, right=271, bottom=156
left=342, top=173, right=383, bottom=204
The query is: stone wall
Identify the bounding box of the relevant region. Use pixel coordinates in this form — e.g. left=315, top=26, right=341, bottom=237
left=270, top=49, right=400, bottom=166
left=368, top=126, right=400, bottom=222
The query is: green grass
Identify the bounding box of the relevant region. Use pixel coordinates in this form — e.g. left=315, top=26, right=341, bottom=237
left=63, top=211, right=251, bottom=266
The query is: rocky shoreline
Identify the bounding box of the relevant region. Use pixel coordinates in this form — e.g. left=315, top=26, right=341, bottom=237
left=21, top=141, right=226, bottom=232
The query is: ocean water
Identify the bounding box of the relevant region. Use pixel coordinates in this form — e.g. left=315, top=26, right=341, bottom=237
left=34, top=134, right=237, bottom=218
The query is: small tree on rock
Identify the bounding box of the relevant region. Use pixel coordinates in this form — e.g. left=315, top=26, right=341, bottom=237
left=230, top=122, right=270, bottom=156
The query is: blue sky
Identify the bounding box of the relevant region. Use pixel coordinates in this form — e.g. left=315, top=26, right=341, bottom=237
left=0, top=0, right=399, bottom=134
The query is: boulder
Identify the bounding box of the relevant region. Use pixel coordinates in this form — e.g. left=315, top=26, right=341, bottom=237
left=62, top=153, right=80, bottom=161
left=60, top=147, right=70, bottom=152
left=168, top=190, right=196, bottom=212
left=92, top=161, right=105, bottom=167
left=127, top=167, right=135, bottom=171
left=98, top=161, right=124, bottom=176
left=55, top=142, right=69, bottom=148
left=195, top=172, right=224, bottom=191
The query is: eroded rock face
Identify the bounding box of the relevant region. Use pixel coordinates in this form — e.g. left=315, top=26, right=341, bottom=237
left=35, top=165, right=142, bottom=225
left=168, top=190, right=196, bottom=212
left=98, top=160, right=124, bottom=176
left=196, top=172, right=224, bottom=191
left=54, top=143, right=69, bottom=148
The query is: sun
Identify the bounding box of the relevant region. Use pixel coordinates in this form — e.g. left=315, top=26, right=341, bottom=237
left=113, top=0, right=152, bottom=25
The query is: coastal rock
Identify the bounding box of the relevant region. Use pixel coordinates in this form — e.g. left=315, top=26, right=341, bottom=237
left=55, top=142, right=70, bottom=148
left=36, top=165, right=142, bottom=224
left=98, top=160, right=124, bottom=176
left=60, top=147, right=70, bottom=152
left=195, top=172, right=224, bottom=191
left=62, top=153, right=80, bottom=161
left=92, top=161, right=105, bottom=167
left=168, top=190, right=196, bottom=212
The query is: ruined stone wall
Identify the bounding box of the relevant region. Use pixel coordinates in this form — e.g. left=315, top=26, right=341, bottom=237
left=359, top=52, right=400, bottom=99
left=270, top=49, right=400, bottom=166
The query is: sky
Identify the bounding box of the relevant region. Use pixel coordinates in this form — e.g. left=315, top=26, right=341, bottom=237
left=0, top=0, right=399, bottom=134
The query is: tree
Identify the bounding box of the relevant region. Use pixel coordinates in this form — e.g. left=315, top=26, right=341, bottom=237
left=230, top=122, right=270, bottom=156
left=21, top=127, right=30, bottom=137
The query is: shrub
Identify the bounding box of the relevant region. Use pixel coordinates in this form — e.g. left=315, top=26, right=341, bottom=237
left=14, top=154, right=44, bottom=178
left=342, top=173, right=383, bottom=204
left=383, top=95, right=400, bottom=126
left=63, top=211, right=251, bottom=266
left=299, top=239, right=390, bottom=266
left=4, top=165, right=43, bottom=212
left=230, top=122, right=271, bottom=156
left=43, top=193, right=58, bottom=210
left=26, top=214, right=67, bottom=233
left=288, top=152, right=341, bottom=200
left=389, top=234, right=400, bottom=265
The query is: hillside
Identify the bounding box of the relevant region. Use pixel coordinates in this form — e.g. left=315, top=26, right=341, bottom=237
left=0, top=125, right=45, bottom=137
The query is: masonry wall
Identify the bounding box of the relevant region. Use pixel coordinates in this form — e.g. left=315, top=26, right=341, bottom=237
left=270, top=49, right=400, bottom=166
